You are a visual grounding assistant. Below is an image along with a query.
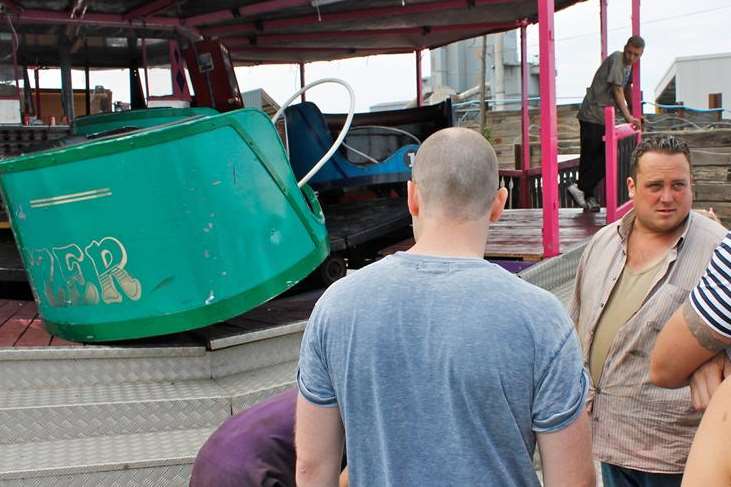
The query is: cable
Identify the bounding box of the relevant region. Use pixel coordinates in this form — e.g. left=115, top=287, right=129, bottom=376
left=526, top=4, right=731, bottom=49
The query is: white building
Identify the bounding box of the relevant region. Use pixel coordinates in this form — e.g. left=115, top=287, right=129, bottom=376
left=430, top=30, right=540, bottom=111
left=655, top=52, right=731, bottom=113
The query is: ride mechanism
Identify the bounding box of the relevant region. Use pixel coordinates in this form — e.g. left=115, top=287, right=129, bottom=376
left=0, top=39, right=425, bottom=342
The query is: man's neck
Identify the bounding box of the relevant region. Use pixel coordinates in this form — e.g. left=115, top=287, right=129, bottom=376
left=408, top=220, right=489, bottom=259
left=627, top=220, right=685, bottom=271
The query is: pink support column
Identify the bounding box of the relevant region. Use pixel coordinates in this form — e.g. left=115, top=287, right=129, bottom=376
left=631, top=0, right=641, bottom=118
left=604, top=106, right=618, bottom=223
left=600, top=0, right=608, bottom=61
left=169, top=40, right=191, bottom=100
left=519, top=21, right=531, bottom=208
left=538, top=0, right=559, bottom=257
left=299, top=62, right=306, bottom=102
left=415, top=49, right=423, bottom=108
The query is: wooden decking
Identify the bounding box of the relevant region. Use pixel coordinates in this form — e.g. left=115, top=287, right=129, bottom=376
left=0, top=289, right=324, bottom=349
left=381, top=208, right=607, bottom=261
left=0, top=208, right=607, bottom=349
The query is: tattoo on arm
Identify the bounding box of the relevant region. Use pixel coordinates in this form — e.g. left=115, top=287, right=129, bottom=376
left=684, top=303, right=727, bottom=353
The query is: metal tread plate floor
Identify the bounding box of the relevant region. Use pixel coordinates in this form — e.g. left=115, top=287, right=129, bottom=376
left=0, top=427, right=214, bottom=480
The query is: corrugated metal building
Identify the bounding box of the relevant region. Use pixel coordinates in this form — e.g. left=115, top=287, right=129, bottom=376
left=655, top=52, right=731, bottom=113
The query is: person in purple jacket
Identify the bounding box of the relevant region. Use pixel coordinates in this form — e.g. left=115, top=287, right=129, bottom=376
left=190, top=387, right=346, bottom=487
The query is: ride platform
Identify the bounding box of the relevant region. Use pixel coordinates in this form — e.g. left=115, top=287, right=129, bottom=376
left=381, top=208, right=607, bottom=261
left=0, top=228, right=590, bottom=486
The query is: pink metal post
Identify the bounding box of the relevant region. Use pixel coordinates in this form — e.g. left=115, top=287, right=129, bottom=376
left=415, top=49, right=423, bottom=107
left=299, top=62, right=306, bottom=102
left=538, top=0, right=559, bottom=257
left=631, top=0, right=641, bottom=118
left=604, top=106, right=637, bottom=223
left=600, top=0, right=608, bottom=61
left=519, top=21, right=531, bottom=208
left=604, top=106, right=618, bottom=223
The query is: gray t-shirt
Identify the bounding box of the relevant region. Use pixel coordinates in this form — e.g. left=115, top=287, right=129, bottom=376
left=298, top=252, right=588, bottom=487
left=578, top=50, right=632, bottom=125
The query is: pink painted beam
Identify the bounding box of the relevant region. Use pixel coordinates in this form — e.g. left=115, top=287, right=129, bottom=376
left=223, top=21, right=519, bottom=46
left=186, top=0, right=312, bottom=27
left=208, top=19, right=518, bottom=40
left=123, top=0, right=176, bottom=20
left=538, top=0, right=559, bottom=257
left=239, top=0, right=312, bottom=17
left=600, top=0, right=607, bottom=60
left=519, top=20, right=531, bottom=208
left=229, top=46, right=411, bottom=54
left=604, top=106, right=619, bottom=224
left=631, top=0, right=642, bottom=118
left=10, top=9, right=180, bottom=29
left=237, top=0, right=511, bottom=35
left=201, top=23, right=257, bottom=38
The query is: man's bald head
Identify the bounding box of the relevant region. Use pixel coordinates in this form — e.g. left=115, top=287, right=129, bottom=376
left=412, top=127, right=500, bottom=221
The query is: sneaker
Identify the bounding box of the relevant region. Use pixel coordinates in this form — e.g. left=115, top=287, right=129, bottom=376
left=586, top=196, right=601, bottom=212
left=567, top=183, right=588, bottom=209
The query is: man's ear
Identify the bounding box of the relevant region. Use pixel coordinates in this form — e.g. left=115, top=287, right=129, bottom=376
left=407, top=180, right=420, bottom=217
left=489, top=187, right=508, bottom=223
left=627, top=176, right=636, bottom=199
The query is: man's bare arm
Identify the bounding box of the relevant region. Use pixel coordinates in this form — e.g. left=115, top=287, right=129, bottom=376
left=295, top=394, right=345, bottom=487
left=682, top=378, right=731, bottom=486
left=651, top=302, right=731, bottom=389
left=612, top=85, right=640, bottom=127
left=537, top=410, right=595, bottom=487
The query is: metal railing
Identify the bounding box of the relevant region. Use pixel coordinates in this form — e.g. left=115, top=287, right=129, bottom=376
left=499, top=158, right=580, bottom=209
left=604, top=106, right=641, bottom=223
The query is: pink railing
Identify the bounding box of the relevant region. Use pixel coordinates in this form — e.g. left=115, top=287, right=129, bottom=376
left=604, top=106, right=641, bottom=223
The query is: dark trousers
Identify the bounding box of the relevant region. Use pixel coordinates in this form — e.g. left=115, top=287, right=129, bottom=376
left=601, top=463, right=683, bottom=487
left=578, top=120, right=606, bottom=198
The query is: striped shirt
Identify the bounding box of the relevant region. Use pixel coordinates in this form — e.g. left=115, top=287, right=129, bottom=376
left=690, top=232, right=731, bottom=336
left=569, top=210, right=727, bottom=473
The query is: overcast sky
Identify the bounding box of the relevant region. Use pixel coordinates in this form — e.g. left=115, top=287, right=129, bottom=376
left=40, top=0, right=731, bottom=114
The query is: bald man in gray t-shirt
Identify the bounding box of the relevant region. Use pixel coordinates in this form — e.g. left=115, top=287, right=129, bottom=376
left=295, top=128, right=594, bottom=487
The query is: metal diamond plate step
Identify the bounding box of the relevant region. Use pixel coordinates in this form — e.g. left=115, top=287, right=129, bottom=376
left=0, top=362, right=298, bottom=444
left=0, top=382, right=230, bottom=444
left=216, top=360, right=298, bottom=413
left=0, top=464, right=194, bottom=487
left=518, top=241, right=586, bottom=308
left=0, top=322, right=305, bottom=484
left=0, top=427, right=214, bottom=483
left=0, top=347, right=211, bottom=389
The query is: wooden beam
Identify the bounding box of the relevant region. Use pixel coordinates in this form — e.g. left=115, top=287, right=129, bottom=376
left=123, top=0, right=177, bottom=20
left=186, top=0, right=313, bottom=27
left=202, top=0, right=514, bottom=36
left=222, top=21, right=519, bottom=48
left=4, top=9, right=180, bottom=29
